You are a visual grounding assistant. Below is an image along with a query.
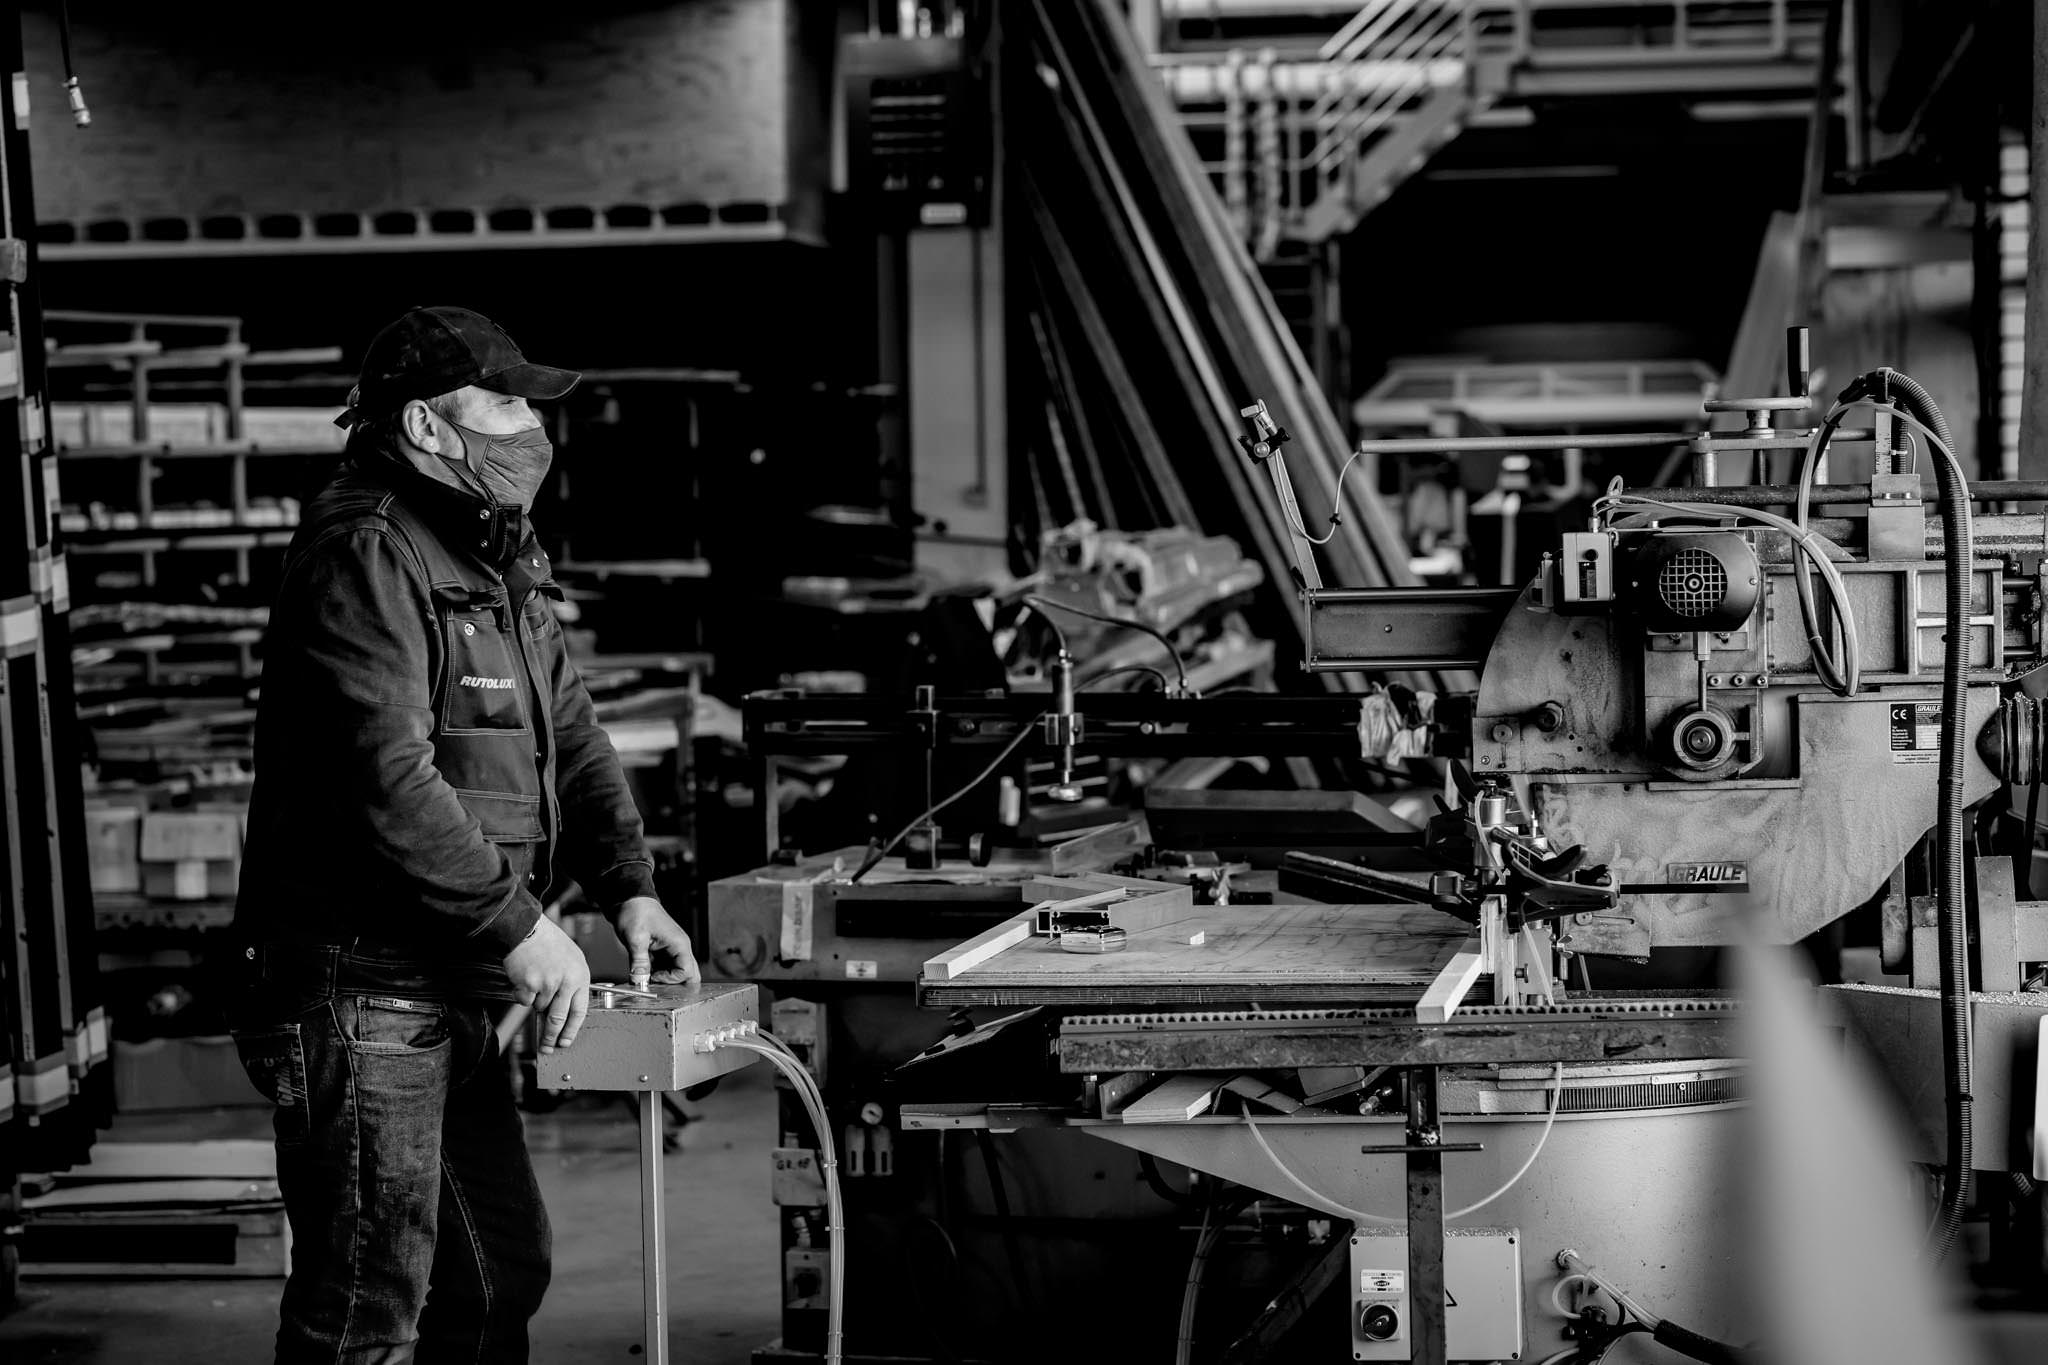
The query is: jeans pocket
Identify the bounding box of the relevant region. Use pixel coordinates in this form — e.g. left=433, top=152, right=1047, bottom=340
left=343, top=996, right=454, bottom=1055
left=231, top=1025, right=311, bottom=1148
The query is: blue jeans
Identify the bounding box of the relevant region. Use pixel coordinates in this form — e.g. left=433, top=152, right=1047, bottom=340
left=230, top=944, right=551, bottom=1364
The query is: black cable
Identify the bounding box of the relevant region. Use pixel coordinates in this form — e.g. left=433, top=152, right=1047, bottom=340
left=1850, top=369, right=1974, bottom=1263
left=1650, top=1319, right=1745, bottom=1365
left=849, top=713, right=1048, bottom=882
left=1024, top=594, right=1190, bottom=695
left=1581, top=1321, right=1652, bottom=1364
left=1022, top=599, right=1070, bottom=656
left=58, top=1, right=78, bottom=75
left=1082, top=664, right=1169, bottom=693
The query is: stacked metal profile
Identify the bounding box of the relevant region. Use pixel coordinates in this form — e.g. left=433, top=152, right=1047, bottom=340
left=1, top=15, right=109, bottom=1211
left=1009, top=0, right=1420, bottom=671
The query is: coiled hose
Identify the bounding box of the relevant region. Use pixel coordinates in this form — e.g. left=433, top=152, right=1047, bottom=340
left=1846, top=368, right=1974, bottom=1261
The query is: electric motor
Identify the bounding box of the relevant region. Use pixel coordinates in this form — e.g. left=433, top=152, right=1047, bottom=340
left=1626, top=532, right=1760, bottom=635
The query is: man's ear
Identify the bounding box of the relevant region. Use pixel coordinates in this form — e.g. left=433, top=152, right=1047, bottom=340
left=401, top=398, right=442, bottom=454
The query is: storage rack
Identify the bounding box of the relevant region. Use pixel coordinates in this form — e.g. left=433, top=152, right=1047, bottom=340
left=45, top=311, right=345, bottom=708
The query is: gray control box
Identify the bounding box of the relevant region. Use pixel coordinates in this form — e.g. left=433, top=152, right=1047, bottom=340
left=534, top=982, right=762, bottom=1092
left=1349, top=1227, right=1523, bottom=1361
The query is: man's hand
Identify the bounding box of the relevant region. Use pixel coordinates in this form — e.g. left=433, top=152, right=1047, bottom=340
left=503, top=917, right=591, bottom=1054
left=615, top=897, right=701, bottom=989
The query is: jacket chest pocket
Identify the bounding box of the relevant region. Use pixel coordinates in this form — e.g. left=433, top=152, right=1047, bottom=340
left=439, top=603, right=529, bottom=735
left=523, top=592, right=557, bottom=645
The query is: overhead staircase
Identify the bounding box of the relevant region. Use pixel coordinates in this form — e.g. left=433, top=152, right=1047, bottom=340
left=1154, top=0, right=1832, bottom=259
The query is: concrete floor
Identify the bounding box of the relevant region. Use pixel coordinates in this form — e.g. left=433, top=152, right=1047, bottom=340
left=0, top=1064, right=781, bottom=1364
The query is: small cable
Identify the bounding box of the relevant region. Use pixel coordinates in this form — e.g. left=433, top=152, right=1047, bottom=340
left=1022, top=599, right=1070, bottom=656
left=1244, top=1116, right=1402, bottom=1224
left=724, top=1038, right=843, bottom=1365
left=1550, top=1272, right=1598, bottom=1320
left=1449, top=1063, right=1565, bottom=1218
left=1279, top=447, right=1369, bottom=546
left=1246, top=1064, right=1565, bottom=1222
left=850, top=714, right=1048, bottom=882
left=1024, top=594, right=1190, bottom=696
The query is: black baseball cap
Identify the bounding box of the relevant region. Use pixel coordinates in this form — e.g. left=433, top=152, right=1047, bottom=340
left=335, top=305, right=580, bottom=428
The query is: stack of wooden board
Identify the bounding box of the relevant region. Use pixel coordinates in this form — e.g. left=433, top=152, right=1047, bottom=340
left=20, top=1140, right=286, bottom=1279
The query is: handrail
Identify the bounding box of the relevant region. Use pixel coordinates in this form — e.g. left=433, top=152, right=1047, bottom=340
left=1309, top=4, right=1467, bottom=180
left=1307, top=1, right=1452, bottom=136
left=1309, top=2, right=1465, bottom=164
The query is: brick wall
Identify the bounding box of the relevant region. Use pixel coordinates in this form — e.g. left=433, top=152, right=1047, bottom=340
left=24, top=1, right=819, bottom=227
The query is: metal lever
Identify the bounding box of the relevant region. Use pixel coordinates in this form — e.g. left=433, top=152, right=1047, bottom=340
left=1043, top=650, right=1084, bottom=802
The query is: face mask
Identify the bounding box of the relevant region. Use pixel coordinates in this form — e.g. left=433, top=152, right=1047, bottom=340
left=443, top=419, right=554, bottom=512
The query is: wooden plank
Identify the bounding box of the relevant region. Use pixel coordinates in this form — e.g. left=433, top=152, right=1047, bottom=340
left=924, top=902, right=1464, bottom=998
left=922, top=912, right=1036, bottom=982
left=1118, top=1073, right=1223, bottom=1123
left=53, top=1139, right=274, bottom=1183
left=1101, top=886, right=1198, bottom=934
left=26, top=1178, right=279, bottom=1210
left=1414, top=937, right=1485, bottom=1024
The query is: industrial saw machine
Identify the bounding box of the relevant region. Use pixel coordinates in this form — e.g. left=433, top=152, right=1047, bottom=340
left=716, top=330, right=2048, bottom=1364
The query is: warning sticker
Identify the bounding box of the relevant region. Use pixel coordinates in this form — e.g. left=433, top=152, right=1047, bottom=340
left=1360, top=1269, right=1404, bottom=1295
left=1889, top=702, right=1941, bottom=764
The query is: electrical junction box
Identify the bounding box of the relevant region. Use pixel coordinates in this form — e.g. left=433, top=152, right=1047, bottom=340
left=1557, top=531, right=1615, bottom=612
left=772, top=1147, right=825, bottom=1207
left=841, top=35, right=990, bottom=229
left=1349, top=1227, right=1522, bottom=1361
left=534, top=982, right=761, bottom=1092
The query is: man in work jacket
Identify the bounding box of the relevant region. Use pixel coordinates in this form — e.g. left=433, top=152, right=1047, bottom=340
left=231, top=304, right=698, bottom=1363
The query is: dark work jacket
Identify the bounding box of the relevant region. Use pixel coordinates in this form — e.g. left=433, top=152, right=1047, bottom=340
left=235, top=442, right=655, bottom=998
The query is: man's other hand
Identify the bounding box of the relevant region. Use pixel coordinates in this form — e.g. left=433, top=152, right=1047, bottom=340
left=615, top=897, right=701, bottom=989
left=503, top=917, right=591, bottom=1054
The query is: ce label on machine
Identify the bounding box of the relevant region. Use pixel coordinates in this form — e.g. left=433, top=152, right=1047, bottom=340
left=1890, top=702, right=1942, bottom=765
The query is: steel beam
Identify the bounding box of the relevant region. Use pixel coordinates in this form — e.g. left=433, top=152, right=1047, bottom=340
left=1305, top=587, right=1519, bottom=671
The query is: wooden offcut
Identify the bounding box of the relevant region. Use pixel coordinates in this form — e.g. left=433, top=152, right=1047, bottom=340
left=922, top=912, right=1036, bottom=982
